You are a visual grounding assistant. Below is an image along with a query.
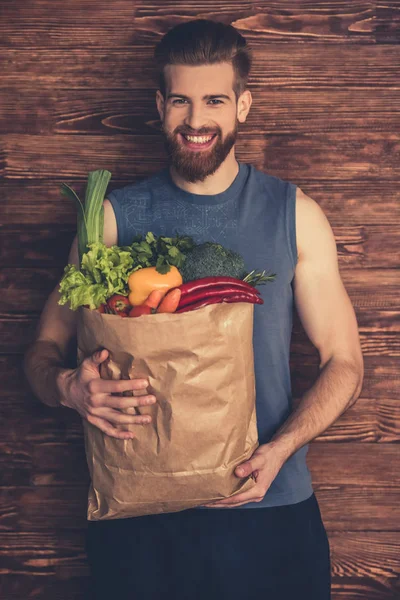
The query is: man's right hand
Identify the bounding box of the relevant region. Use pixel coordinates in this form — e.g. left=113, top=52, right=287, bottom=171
left=57, top=348, right=156, bottom=439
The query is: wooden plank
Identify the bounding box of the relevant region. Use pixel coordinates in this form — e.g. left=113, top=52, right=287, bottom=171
left=0, top=529, right=89, bottom=577
left=2, top=86, right=400, bottom=136
left=290, top=358, right=399, bottom=401
left=1, top=223, right=399, bottom=268
left=329, top=532, right=400, bottom=599
left=0, top=443, right=32, bottom=487
left=316, top=487, right=400, bottom=532
left=376, top=3, right=400, bottom=43
left=2, top=179, right=400, bottom=226
left=31, top=442, right=90, bottom=486
left=2, top=132, right=400, bottom=180
left=0, top=227, right=74, bottom=267
left=0, top=268, right=62, bottom=313
left=0, top=486, right=88, bottom=531
left=0, top=574, right=92, bottom=600
left=0, top=392, right=83, bottom=443
left=1, top=45, right=400, bottom=89
left=0, top=2, right=376, bottom=47
left=312, top=454, right=400, bottom=534
left=307, top=443, right=400, bottom=488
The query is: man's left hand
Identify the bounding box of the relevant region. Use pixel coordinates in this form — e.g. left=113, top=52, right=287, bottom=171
left=201, top=443, right=287, bottom=508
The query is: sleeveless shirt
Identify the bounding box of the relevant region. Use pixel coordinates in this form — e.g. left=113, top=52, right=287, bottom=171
left=108, top=160, right=314, bottom=508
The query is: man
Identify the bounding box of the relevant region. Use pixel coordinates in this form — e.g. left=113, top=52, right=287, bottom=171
left=24, top=19, right=364, bottom=600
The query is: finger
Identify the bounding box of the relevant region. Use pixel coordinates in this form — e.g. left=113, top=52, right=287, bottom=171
left=86, top=414, right=136, bottom=439
left=90, top=378, right=150, bottom=395
left=205, top=488, right=260, bottom=507
left=97, top=408, right=153, bottom=425
left=105, top=394, right=157, bottom=410
left=203, top=500, right=254, bottom=508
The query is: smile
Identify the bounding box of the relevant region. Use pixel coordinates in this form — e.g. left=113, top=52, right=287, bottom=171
left=179, top=133, right=217, bottom=150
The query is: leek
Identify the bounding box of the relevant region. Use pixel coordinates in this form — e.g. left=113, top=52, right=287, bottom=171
left=60, top=169, right=111, bottom=265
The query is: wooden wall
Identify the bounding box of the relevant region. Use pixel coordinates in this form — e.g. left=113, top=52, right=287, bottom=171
left=1, top=2, right=399, bottom=598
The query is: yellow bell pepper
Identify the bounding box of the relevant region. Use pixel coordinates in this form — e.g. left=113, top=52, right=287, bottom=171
left=128, top=266, right=182, bottom=306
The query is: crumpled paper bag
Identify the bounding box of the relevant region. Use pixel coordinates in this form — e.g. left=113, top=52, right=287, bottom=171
left=77, top=301, right=259, bottom=521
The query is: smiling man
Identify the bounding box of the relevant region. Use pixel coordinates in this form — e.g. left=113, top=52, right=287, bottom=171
left=24, top=18, right=363, bottom=600
left=159, top=62, right=242, bottom=186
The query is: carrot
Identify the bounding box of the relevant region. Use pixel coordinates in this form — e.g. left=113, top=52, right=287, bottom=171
left=143, top=289, right=165, bottom=310
left=128, top=305, right=152, bottom=318
left=156, top=288, right=182, bottom=313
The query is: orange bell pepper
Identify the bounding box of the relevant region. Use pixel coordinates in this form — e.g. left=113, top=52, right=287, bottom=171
left=128, top=266, right=182, bottom=306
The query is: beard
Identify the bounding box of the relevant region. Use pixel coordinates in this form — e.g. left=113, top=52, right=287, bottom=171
left=161, top=120, right=239, bottom=183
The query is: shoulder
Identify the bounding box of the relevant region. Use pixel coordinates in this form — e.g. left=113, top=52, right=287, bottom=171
left=249, top=164, right=287, bottom=194
left=107, top=169, right=167, bottom=204
left=295, top=186, right=337, bottom=263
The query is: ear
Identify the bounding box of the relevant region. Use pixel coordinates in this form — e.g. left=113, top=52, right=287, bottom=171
left=237, top=89, right=252, bottom=124
left=156, top=90, right=165, bottom=121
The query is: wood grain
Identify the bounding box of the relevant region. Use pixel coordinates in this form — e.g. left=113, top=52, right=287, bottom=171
left=1, top=3, right=399, bottom=598
left=0, top=2, right=377, bottom=47
left=1, top=45, right=400, bottom=89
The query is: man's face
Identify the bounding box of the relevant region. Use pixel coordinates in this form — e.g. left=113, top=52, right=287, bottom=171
left=156, top=63, right=245, bottom=183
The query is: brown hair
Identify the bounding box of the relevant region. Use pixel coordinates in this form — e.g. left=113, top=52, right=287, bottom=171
left=153, top=19, right=252, bottom=103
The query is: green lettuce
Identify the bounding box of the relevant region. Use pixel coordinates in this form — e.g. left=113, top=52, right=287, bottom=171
left=58, top=242, right=134, bottom=310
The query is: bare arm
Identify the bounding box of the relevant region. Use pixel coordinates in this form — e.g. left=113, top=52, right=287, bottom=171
left=269, top=187, right=364, bottom=461
left=24, top=199, right=118, bottom=407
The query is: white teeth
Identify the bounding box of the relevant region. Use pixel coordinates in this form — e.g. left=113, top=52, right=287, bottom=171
left=183, top=134, right=214, bottom=144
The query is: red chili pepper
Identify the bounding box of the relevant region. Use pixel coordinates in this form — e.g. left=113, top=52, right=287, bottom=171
left=177, top=284, right=260, bottom=309
left=106, top=294, right=131, bottom=316
left=176, top=292, right=263, bottom=313
left=177, top=277, right=261, bottom=298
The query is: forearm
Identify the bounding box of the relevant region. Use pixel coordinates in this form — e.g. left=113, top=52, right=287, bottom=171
left=24, top=340, right=72, bottom=408
left=269, top=356, right=363, bottom=462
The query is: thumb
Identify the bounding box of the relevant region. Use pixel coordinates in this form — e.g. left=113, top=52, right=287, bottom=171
left=87, top=348, right=109, bottom=367
left=235, top=454, right=264, bottom=478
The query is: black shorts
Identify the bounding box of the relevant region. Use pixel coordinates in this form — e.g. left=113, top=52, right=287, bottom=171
left=85, top=492, right=331, bottom=600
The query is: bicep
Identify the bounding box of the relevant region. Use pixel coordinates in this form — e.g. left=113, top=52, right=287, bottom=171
left=293, top=188, right=363, bottom=371
left=35, top=235, right=79, bottom=354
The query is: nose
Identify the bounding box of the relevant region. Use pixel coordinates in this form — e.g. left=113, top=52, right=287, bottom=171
left=183, top=103, right=212, bottom=134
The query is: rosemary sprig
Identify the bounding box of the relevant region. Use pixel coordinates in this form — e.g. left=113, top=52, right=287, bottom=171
left=242, top=269, right=277, bottom=287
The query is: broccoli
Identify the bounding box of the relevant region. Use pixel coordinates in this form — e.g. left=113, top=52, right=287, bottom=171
left=180, top=242, right=247, bottom=283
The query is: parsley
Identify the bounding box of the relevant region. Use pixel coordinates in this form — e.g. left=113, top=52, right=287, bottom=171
left=125, top=231, right=195, bottom=274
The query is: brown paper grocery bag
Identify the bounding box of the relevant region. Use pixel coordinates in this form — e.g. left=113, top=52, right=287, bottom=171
left=77, top=302, right=259, bottom=521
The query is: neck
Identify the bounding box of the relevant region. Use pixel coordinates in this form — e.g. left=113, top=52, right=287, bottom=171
left=169, top=154, right=239, bottom=195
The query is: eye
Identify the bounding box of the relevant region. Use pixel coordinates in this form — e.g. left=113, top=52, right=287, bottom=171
left=171, top=99, right=223, bottom=105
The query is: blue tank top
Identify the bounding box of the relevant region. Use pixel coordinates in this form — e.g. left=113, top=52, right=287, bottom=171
left=108, top=160, right=314, bottom=508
